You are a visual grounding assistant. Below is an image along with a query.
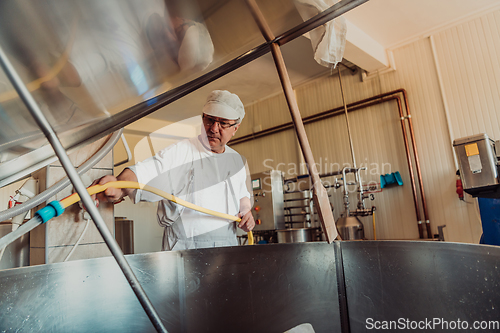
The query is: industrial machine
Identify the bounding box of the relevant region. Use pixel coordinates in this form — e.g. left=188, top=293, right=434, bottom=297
left=249, top=171, right=325, bottom=244
left=250, top=170, right=285, bottom=232
left=454, top=133, right=500, bottom=245
left=453, top=133, right=500, bottom=198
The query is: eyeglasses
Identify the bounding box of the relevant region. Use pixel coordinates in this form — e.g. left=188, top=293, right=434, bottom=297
left=202, top=115, right=239, bottom=129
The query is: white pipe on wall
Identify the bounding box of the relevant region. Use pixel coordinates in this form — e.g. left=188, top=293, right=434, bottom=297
left=429, top=35, right=459, bottom=170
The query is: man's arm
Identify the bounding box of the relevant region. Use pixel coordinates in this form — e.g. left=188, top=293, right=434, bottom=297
left=91, top=168, right=138, bottom=204
left=237, top=196, right=255, bottom=232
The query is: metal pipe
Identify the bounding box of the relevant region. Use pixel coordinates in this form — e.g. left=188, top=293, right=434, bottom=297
left=400, top=90, right=431, bottom=238
left=338, top=67, right=357, bottom=169
left=48, top=0, right=370, bottom=159
left=0, top=46, right=168, bottom=333
left=394, top=97, right=423, bottom=238
left=355, top=167, right=367, bottom=210
left=245, top=0, right=338, bottom=242
left=233, top=94, right=424, bottom=238
left=277, top=0, right=369, bottom=45
left=342, top=167, right=350, bottom=216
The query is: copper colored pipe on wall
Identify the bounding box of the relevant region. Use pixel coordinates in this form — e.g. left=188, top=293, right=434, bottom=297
left=244, top=0, right=338, bottom=242
left=394, top=97, right=424, bottom=239
left=348, top=89, right=430, bottom=237
left=231, top=92, right=427, bottom=238
left=400, top=91, right=431, bottom=238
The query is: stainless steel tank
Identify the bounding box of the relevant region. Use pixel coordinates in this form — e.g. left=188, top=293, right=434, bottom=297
left=336, top=215, right=365, bottom=240
left=0, top=241, right=498, bottom=332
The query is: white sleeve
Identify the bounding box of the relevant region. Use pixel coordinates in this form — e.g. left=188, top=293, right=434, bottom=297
left=237, top=160, right=252, bottom=202
left=127, top=142, right=185, bottom=203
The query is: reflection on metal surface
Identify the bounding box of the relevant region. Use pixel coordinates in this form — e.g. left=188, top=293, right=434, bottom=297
left=0, top=0, right=368, bottom=186
left=342, top=241, right=500, bottom=332
left=0, top=0, right=219, bottom=181
left=0, top=241, right=499, bottom=332
left=0, top=243, right=340, bottom=332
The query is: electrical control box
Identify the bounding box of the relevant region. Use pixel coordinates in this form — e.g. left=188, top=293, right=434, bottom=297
left=251, top=170, right=285, bottom=231
left=453, top=133, right=500, bottom=198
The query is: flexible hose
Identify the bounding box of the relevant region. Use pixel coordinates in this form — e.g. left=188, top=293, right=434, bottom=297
left=61, top=181, right=254, bottom=245
left=0, top=129, right=123, bottom=222
left=0, top=180, right=254, bottom=250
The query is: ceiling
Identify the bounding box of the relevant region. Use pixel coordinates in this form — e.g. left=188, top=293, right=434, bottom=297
left=146, top=0, right=500, bottom=125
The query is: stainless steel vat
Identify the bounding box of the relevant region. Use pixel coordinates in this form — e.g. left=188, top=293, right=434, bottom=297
left=277, top=228, right=314, bottom=243
left=336, top=216, right=365, bottom=240
left=0, top=241, right=498, bottom=332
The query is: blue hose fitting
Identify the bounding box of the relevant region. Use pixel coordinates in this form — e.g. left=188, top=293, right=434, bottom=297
left=35, top=201, right=65, bottom=223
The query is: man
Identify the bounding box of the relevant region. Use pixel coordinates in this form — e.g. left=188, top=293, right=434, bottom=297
left=93, top=90, right=255, bottom=251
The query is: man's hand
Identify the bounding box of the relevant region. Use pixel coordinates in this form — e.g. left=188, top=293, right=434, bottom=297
left=90, top=175, right=123, bottom=204
left=90, top=168, right=139, bottom=206
left=237, top=211, right=255, bottom=232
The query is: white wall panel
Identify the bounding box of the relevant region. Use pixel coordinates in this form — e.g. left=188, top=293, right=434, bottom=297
left=432, top=10, right=500, bottom=141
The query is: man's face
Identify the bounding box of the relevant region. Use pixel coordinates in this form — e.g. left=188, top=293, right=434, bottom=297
left=201, top=114, right=240, bottom=153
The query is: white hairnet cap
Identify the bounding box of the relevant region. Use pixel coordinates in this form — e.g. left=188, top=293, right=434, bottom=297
left=178, top=22, right=214, bottom=72
left=202, top=90, right=245, bottom=121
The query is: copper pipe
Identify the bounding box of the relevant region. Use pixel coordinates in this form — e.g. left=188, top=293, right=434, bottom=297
left=394, top=97, right=424, bottom=238
left=400, top=90, right=431, bottom=238
left=245, top=0, right=338, bottom=242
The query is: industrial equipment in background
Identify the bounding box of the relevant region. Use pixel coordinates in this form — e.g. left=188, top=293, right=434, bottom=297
left=249, top=170, right=285, bottom=243
left=328, top=167, right=374, bottom=240
left=453, top=133, right=500, bottom=198
left=249, top=165, right=379, bottom=243
left=249, top=170, right=326, bottom=244
left=454, top=133, right=500, bottom=246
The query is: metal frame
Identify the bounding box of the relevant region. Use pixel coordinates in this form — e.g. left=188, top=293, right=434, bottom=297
left=0, top=46, right=168, bottom=333
left=0, top=241, right=498, bottom=332
left=0, top=0, right=370, bottom=330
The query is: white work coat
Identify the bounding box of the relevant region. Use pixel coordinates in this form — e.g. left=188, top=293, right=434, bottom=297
left=129, top=136, right=251, bottom=251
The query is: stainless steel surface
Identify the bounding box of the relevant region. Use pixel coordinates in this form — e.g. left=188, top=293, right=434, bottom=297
left=115, top=218, right=134, bottom=255
left=251, top=170, right=285, bottom=231
left=0, top=223, right=29, bottom=269
left=336, top=216, right=364, bottom=240
left=342, top=241, right=500, bottom=332
left=0, top=241, right=499, bottom=332
left=0, top=243, right=341, bottom=332
left=0, top=0, right=368, bottom=187
left=277, top=227, right=314, bottom=243
left=454, top=133, right=499, bottom=197
left=0, top=129, right=122, bottom=221
left=0, top=46, right=167, bottom=332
